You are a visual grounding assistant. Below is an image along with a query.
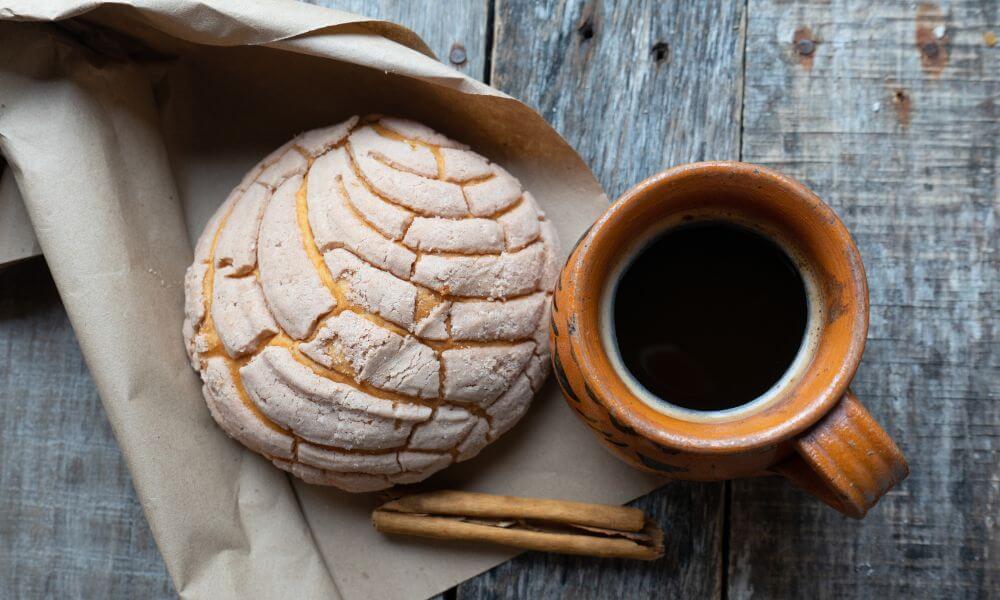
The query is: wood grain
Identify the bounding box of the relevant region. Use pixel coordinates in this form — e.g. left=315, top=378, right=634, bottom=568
left=729, top=1, right=998, bottom=598
left=0, top=259, right=174, bottom=597
left=304, top=0, right=490, bottom=80
left=458, top=1, right=746, bottom=597
left=488, top=0, right=747, bottom=199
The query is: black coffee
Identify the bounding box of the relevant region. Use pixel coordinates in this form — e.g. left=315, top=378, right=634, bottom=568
left=613, top=222, right=808, bottom=411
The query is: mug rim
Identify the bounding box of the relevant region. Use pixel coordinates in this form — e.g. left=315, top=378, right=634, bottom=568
left=567, top=161, right=869, bottom=453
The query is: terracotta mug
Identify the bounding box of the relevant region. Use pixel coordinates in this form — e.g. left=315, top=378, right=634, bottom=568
left=550, top=162, right=908, bottom=518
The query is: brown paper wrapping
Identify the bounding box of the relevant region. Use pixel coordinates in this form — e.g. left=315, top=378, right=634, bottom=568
left=0, top=1, right=664, bottom=598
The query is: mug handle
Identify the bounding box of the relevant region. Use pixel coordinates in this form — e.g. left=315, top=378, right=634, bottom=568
left=772, top=390, right=908, bottom=518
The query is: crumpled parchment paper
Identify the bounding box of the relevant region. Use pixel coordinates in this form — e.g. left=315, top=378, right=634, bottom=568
left=0, top=1, right=664, bottom=598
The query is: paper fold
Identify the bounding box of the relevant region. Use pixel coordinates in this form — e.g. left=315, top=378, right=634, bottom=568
left=3, top=0, right=436, bottom=57
left=0, top=165, right=40, bottom=265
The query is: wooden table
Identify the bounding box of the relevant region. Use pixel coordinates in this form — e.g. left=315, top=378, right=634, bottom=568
left=1, top=1, right=996, bottom=597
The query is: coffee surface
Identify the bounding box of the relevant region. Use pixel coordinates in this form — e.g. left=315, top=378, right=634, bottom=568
left=613, top=222, right=808, bottom=411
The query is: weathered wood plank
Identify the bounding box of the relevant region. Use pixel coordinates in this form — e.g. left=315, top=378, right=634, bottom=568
left=305, top=0, right=491, bottom=80
left=730, top=1, right=998, bottom=598
left=0, top=259, right=174, bottom=598
left=453, top=484, right=725, bottom=599
left=458, top=1, right=747, bottom=597
left=487, top=0, right=746, bottom=199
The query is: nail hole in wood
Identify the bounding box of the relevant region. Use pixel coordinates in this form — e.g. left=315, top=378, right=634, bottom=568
left=577, top=4, right=595, bottom=40
left=651, top=41, right=669, bottom=62
left=449, top=43, right=467, bottom=66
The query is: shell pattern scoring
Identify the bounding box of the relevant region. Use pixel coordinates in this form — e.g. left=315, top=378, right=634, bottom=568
left=183, top=116, right=560, bottom=492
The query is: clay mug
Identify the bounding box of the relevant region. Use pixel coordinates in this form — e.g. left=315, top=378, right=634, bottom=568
left=549, top=162, right=908, bottom=518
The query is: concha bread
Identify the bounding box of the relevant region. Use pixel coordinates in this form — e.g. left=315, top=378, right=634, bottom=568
left=183, top=115, right=560, bottom=492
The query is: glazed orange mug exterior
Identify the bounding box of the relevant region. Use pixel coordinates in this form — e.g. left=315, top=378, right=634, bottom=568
left=550, top=162, right=908, bottom=518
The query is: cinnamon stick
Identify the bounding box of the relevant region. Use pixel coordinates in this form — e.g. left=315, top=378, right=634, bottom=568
left=372, top=490, right=664, bottom=561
